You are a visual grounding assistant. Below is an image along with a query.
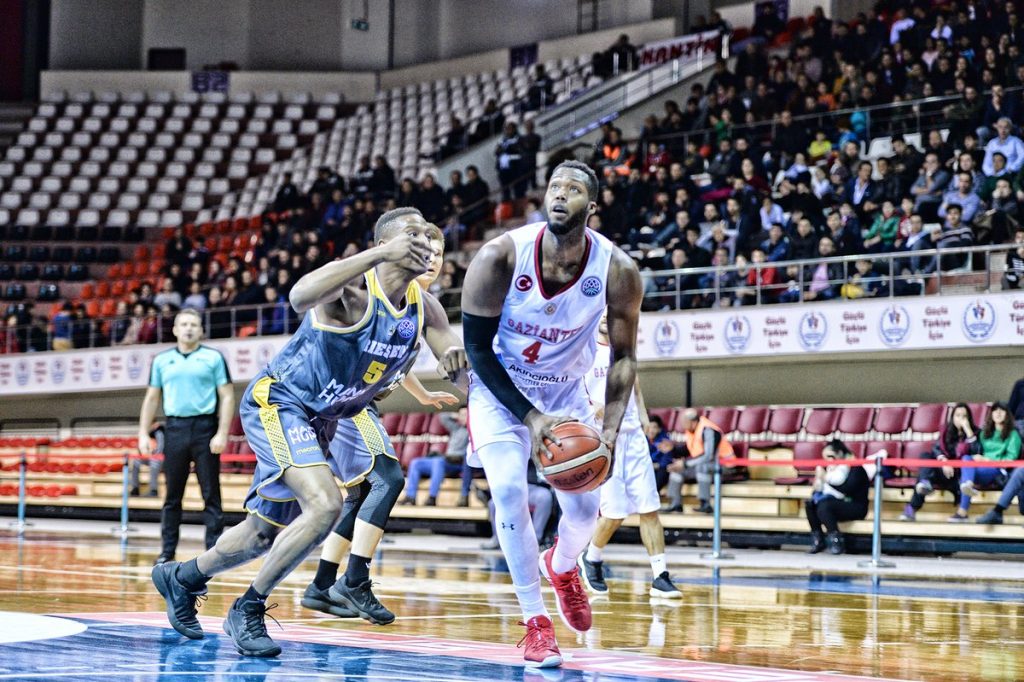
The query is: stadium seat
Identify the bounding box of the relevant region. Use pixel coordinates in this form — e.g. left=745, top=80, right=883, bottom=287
left=968, top=402, right=990, bottom=426
left=706, top=407, right=739, bottom=434
left=764, top=407, right=804, bottom=445
left=774, top=441, right=823, bottom=485
left=910, top=403, right=947, bottom=437
left=804, top=408, right=839, bottom=438
left=874, top=406, right=912, bottom=438
left=836, top=407, right=874, bottom=438
left=735, top=406, right=770, bottom=440
left=889, top=441, right=929, bottom=487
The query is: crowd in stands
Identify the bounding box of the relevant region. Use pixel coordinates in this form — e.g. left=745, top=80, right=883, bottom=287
left=587, top=1, right=1024, bottom=309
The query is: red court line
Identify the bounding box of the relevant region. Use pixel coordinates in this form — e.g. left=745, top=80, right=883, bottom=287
left=63, top=612, right=911, bottom=682
left=727, top=458, right=1024, bottom=469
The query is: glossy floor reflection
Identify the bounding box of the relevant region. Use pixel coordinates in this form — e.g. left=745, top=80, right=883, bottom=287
left=0, top=531, right=1021, bottom=681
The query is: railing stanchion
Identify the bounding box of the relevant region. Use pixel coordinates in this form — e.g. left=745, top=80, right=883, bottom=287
left=858, top=458, right=894, bottom=570
left=701, top=449, right=733, bottom=562
left=14, top=451, right=28, bottom=535
left=114, top=451, right=134, bottom=541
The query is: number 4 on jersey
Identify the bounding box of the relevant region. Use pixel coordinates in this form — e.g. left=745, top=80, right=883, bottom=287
left=521, top=341, right=542, bottom=365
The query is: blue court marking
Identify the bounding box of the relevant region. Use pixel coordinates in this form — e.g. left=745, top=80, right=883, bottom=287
left=664, top=572, right=1024, bottom=603
left=0, top=620, right=691, bottom=682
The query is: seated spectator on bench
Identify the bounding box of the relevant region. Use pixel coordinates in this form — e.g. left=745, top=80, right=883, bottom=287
left=645, top=414, right=677, bottom=494
left=901, top=402, right=977, bottom=521
left=976, top=463, right=1024, bottom=525
left=400, top=408, right=472, bottom=507
left=1003, top=227, right=1024, bottom=291
left=806, top=439, right=870, bottom=555
left=664, top=409, right=733, bottom=514
left=952, top=402, right=1023, bottom=522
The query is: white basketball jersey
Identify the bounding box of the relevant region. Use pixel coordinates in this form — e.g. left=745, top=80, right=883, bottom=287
left=585, top=341, right=641, bottom=431
left=496, top=222, right=614, bottom=389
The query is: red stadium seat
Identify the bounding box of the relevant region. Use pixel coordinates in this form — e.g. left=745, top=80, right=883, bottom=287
left=837, top=407, right=874, bottom=438
left=95, top=280, right=111, bottom=298
left=152, top=243, right=166, bottom=259
left=110, top=280, right=125, bottom=297
left=767, top=407, right=804, bottom=441
left=705, top=407, right=738, bottom=434
left=121, top=262, right=135, bottom=278
left=968, top=402, right=990, bottom=426
left=874, top=406, right=911, bottom=437
left=400, top=441, right=429, bottom=468
left=106, top=263, right=123, bottom=279
left=735, top=406, right=770, bottom=438
left=381, top=412, right=405, bottom=436
left=84, top=300, right=100, bottom=318
left=100, top=299, right=117, bottom=317
left=404, top=413, right=429, bottom=436
left=804, top=408, right=839, bottom=437
left=910, top=403, right=946, bottom=436
left=774, top=441, right=823, bottom=485
left=79, top=283, right=95, bottom=299
left=427, top=414, right=449, bottom=437
left=134, top=246, right=150, bottom=261
left=890, top=441, right=930, bottom=486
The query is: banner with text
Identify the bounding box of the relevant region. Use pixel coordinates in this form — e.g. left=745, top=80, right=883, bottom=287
left=1, top=292, right=1022, bottom=396
left=638, top=30, right=721, bottom=70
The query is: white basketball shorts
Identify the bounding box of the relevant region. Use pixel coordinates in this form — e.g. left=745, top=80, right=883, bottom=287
left=599, top=425, right=661, bottom=519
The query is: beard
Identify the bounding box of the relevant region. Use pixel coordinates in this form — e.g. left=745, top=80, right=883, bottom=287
left=547, top=208, right=586, bottom=235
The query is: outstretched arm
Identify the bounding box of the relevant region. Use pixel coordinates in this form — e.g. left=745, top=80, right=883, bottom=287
left=601, top=248, right=643, bottom=452
left=421, top=290, right=469, bottom=393
left=288, top=232, right=430, bottom=313
left=461, top=237, right=563, bottom=459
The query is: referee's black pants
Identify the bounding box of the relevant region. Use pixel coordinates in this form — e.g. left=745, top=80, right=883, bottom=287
left=161, top=415, right=223, bottom=557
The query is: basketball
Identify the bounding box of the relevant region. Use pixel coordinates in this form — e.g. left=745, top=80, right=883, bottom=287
left=539, top=422, right=611, bottom=493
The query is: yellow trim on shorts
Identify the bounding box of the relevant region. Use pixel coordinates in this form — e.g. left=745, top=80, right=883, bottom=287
left=247, top=507, right=288, bottom=529
left=252, top=376, right=292, bottom=467
left=341, top=409, right=399, bottom=487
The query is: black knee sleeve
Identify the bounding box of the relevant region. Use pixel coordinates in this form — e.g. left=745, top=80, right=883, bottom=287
left=356, top=455, right=404, bottom=530
left=333, top=479, right=369, bottom=542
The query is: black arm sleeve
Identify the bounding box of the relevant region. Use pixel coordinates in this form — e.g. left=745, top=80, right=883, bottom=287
left=462, top=311, right=536, bottom=423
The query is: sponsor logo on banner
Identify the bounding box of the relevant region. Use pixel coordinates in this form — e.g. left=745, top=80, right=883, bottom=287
left=797, top=312, right=828, bottom=350
left=879, top=305, right=911, bottom=347
left=638, top=30, right=721, bottom=69
left=33, top=359, right=47, bottom=384
left=70, top=357, right=84, bottom=383
left=127, top=352, right=144, bottom=380
left=580, top=276, right=602, bottom=297
left=235, top=346, right=252, bottom=376
left=108, top=354, right=123, bottom=381
left=50, top=357, right=66, bottom=385
left=88, top=355, right=104, bottom=383
left=653, top=320, right=680, bottom=356
left=396, top=318, right=417, bottom=340
left=15, top=359, right=30, bottom=386
left=722, top=315, right=752, bottom=353
left=962, top=299, right=997, bottom=342
left=0, top=360, right=11, bottom=386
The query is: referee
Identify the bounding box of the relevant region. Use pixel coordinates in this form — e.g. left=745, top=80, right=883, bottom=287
left=138, top=308, right=234, bottom=566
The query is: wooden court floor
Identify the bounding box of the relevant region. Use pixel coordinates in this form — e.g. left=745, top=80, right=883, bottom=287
left=0, top=530, right=1022, bottom=681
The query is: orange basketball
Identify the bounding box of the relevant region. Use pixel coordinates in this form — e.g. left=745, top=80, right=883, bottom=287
left=539, top=422, right=610, bottom=493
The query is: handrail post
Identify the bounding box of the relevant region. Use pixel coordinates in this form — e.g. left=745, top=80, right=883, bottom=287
left=701, top=447, right=733, bottom=561
left=14, top=451, right=27, bottom=535
left=118, top=451, right=131, bottom=541
left=858, top=463, right=895, bottom=569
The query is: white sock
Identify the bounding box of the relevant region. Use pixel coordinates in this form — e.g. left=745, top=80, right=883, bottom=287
left=585, top=542, right=603, bottom=563
left=650, top=553, right=667, bottom=578
left=514, top=579, right=548, bottom=620
left=552, top=539, right=579, bottom=574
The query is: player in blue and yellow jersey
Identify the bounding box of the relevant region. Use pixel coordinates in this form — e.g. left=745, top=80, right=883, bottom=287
left=152, top=208, right=468, bottom=658
left=302, top=223, right=461, bottom=626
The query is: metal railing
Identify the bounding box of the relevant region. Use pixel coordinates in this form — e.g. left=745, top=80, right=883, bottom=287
left=642, top=84, right=1024, bottom=155
left=536, top=32, right=726, bottom=150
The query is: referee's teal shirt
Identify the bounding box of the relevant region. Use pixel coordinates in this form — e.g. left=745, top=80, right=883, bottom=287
left=149, top=346, right=231, bottom=417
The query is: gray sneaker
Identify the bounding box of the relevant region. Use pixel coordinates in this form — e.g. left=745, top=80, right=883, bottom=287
left=329, top=578, right=395, bottom=625
left=151, top=561, right=206, bottom=639
left=577, top=555, right=608, bottom=594
left=649, top=572, right=682, bottom=599
left=976, top=508, right=1004, bottom=525
left=222, top=598, right=282, bottom=657
left=300, top=583, right=358, bottom=618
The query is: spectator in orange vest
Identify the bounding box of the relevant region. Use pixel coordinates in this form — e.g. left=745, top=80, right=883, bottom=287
left=664, top=409, right=733, bottom=513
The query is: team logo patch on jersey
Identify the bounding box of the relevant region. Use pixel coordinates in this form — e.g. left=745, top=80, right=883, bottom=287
left=515, top=275, right=533, bottom=292
left=580, top=276, right=602, bottom=297
left=544, top=303, right=557, bottom=315
left=396, top=318, right=417, bottom=340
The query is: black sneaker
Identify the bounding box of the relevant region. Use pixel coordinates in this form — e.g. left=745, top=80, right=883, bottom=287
left=301, top=583, right=358, bottom=618
left=649, top=572, right=682, bottom=599
left=576, top=555, right=608, bottom=594
left=329, top=578, right=396, bottom=625
left=151, top=561, right=206, bottom=640
left=222, top=598, right=282, bottom=657
left=693, top=502, right=714, bottom=514
left=976, top=508, right=1004, bottom=525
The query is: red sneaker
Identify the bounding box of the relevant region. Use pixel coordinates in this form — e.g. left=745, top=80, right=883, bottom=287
left=539, top=544, right=592, bottom=633
left=517, top=615, right=562, bottom=668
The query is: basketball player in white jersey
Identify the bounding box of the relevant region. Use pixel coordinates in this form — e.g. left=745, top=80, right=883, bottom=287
left=461, top=160, right=642, bottom=668
left=580, top=313, right=681, bottom=599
